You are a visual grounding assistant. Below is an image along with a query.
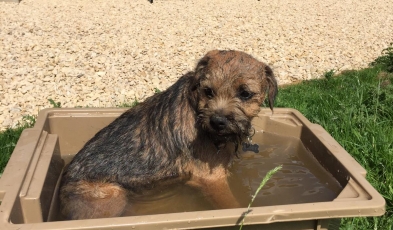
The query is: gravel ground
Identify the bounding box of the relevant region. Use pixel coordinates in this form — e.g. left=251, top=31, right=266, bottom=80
left=0, top=0, right=392, bottom=130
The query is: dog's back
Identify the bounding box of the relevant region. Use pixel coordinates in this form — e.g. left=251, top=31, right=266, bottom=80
left=60, top=73, right=198, bottom=219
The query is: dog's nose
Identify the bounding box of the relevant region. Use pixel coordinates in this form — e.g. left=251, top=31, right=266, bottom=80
left=210, top=115, right=228, bottom=131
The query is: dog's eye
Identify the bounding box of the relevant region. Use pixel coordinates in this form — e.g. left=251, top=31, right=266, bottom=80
left=239, top=90, right=254, bottom=101
left=204, top=87, right=214, bottom=99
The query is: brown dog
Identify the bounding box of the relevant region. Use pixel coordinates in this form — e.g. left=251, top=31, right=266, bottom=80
left=59, top=50, right=278, bottom=220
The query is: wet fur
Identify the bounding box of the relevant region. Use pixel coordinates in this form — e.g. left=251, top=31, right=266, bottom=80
left=59, top=50, right=278, bottom=220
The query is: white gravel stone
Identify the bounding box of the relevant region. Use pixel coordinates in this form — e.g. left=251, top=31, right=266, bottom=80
left=0, top=0, right=392, bottom=130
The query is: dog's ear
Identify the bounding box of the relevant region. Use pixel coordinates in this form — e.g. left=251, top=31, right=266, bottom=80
left=190, top=56, right=209, bottom=91
left=193, top=50, right=228, bottom=85
left=264, top=65, right=278, bottom=111
left=195, top=55, right=210, bottom=79
left=191, top=51, right=216, bottom=91
left=189, top=53, right=214, bottom=108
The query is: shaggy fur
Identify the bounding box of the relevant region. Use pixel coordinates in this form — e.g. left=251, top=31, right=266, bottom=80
left=59, top=50, right=278, bottom=220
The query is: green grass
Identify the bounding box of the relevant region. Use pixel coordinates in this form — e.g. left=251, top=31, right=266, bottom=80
left=239, top=165, right=282, bottom=230
left=0, top=45, right=392, bottom=229
left=0, top=115, right=36, bottom=175
left=48, top=98, right=61, bottom=108
left=371, top=42, right=393, bottom=73
left=275, top=66, right=393, bottom=229
left=118, top=98, right=139, bottom=108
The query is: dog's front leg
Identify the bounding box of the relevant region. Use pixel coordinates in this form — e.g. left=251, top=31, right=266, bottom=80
left=201, top=177, right=241, bottom=209
left=187, top=171, right=241, bottom=209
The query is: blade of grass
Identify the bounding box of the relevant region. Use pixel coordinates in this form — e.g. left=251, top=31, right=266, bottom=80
left=239, top=165, right=282, bottom=230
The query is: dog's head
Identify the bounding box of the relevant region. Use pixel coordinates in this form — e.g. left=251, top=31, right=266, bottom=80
left=192, top=50, right=278, bottom=145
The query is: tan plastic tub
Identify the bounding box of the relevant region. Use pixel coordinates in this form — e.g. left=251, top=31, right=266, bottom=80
left=0, top=108, right=385, bottom=230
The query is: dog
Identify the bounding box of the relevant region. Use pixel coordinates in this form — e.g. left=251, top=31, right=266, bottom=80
left=59, top=50, right=278, bottom=220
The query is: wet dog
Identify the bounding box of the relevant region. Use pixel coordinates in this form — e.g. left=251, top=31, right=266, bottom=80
left=59, top=50, right=278, bottom=220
